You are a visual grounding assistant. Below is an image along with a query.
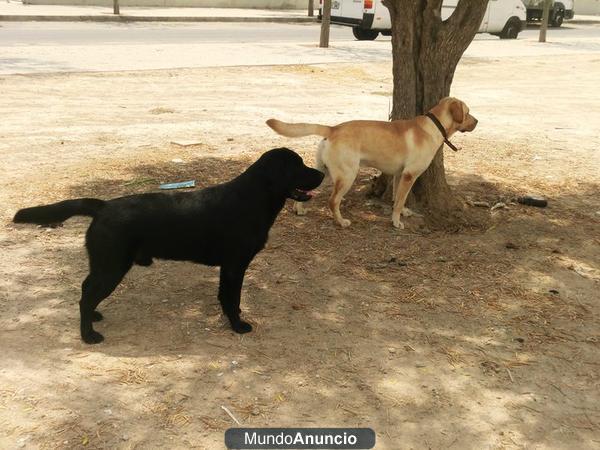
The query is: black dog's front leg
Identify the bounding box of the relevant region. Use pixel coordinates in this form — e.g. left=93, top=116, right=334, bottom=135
left=218, top=263, right=252, bottom=334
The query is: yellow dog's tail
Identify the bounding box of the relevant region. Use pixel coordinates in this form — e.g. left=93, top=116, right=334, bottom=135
left=266, top=118, right=332, bottom=139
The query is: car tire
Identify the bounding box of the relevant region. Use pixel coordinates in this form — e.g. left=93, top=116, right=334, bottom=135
left=499, top=17, right=521, bottom=39
left=551, top=8, right=564, bottom=27
left=352, top=27, right=379, bottom=41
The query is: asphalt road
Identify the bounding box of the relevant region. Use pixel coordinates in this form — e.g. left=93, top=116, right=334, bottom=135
left=1, top=21, right=599, bottom=46
left=0, top=22, right=352, bottom=45
left=1, top=21, right=599, bottom=74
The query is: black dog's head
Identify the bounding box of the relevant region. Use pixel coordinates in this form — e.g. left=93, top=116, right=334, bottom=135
left=252, top=148, right=325, bottom=201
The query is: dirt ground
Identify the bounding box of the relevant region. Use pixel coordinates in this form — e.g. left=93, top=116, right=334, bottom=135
left=1, top=53, right=599, bottom=450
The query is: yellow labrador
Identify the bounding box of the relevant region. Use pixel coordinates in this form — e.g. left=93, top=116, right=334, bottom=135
left=266, top=97, right=478, bottom=229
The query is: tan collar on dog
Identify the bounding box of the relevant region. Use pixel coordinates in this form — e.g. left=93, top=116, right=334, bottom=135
left=425, top=112, right=459, bottom=152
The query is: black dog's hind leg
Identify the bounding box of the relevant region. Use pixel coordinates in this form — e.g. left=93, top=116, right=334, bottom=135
left=80, top=232, right=134, bottom=344
left=218, top=263, right=252, bottom=334
left=80, top=265, right=130, bottom=344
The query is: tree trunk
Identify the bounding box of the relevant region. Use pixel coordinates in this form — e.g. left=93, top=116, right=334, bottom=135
left=113, top=0, right=120, bottom=15
left=308, top=0, right=314, bottom=17
left=539, top=0, right=551, bottom=42
left=375, top=0, right=488, bottom=226
left=320, top=0, right=332, bottom=48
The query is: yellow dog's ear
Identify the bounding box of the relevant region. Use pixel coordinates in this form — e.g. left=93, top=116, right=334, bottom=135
left=450, top=100, right=465, bottom=123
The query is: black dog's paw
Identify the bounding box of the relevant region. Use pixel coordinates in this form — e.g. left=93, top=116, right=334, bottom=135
left=92, top=311, right=104, bottom=322
left=82, top=330, right=105, bottom=344
left=232, top=320, right=253, bottom=334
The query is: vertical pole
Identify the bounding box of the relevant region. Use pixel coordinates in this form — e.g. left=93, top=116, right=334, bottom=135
left=539, top=0, right=551, bottom=42
left=320, top=0, right=332, bottom=48
left=113, top=0, right=120, bottom=15
left=308, top=0, right=314, bottom=17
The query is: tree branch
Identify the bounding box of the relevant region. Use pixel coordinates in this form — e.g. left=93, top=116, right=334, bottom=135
left=444, top=0, right=488, bottom=29
left=422, top=0, right=445, bottom=45
left=425, top=0, right=444, bottom=21
left=442, top=0, right=489, bottom=57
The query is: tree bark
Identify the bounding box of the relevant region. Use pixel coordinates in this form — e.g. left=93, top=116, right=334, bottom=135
left=375, top=0, right=488, bottom=226
left=308, top=0, right=314, bottom=17
left=113, top=0, right=120, bottom=15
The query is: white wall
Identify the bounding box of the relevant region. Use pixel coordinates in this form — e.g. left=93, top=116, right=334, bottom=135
left=25, top=0, right=308, bottom=8
left=575, top=0, right=600, bottom=15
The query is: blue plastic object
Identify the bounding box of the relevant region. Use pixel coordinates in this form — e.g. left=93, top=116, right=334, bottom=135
left=159, top=180, right=195, bottom=190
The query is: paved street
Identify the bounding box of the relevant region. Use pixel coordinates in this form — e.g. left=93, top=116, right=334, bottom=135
left=2, top=20, right=600, bottom=45
left=1, top=21, right=600, bottom=74
left=0, top=22, right=350, bottom=45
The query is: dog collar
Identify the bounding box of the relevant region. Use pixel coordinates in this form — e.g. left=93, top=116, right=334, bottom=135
left=425, top=112, right=458, bottom=152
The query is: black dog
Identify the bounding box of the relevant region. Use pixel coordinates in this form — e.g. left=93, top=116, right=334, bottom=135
left=13, top=148, right=324, bottom=344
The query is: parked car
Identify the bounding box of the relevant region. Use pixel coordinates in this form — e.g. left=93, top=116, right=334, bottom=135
left=522, top=0, right=574, bottom=27
left=319, top=0, right=527, bottom=40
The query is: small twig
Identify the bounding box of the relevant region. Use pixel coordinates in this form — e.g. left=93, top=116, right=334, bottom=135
left=573, top=296, right=591, bottom=312
left=220, top=405, right=241, bottom=425
left=384, top=428, right=394, bottom=442
left=584, top=412, right=598, bottom=430
left=337, top=404, right=359, bottom=416
left=474, top=346, right=488, bottom=355
left=256, top=350, right=273, bottom=360
left=520, top=404, right=543, bottom=414
left=205, top=341, right=231, bottom=350
left=506, top=367, right=514, bottom=383
left=567, top=422, right=594, bottom=431
left=550, top=383, right=566, bottom=397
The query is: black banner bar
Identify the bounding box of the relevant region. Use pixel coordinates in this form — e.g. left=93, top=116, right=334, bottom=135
left=225, top=428, right=375, bottom=449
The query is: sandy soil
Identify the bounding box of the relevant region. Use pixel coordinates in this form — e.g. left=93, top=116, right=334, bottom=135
left=1, top=54, right=599, bottom=450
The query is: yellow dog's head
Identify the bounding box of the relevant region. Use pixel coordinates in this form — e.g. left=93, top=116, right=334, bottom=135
left=435, top=97, right=478, bottom=133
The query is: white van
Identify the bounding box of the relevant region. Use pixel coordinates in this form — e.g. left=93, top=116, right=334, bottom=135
left=523, top=0, right=574, bottom=27
left=319, top=0, right=527, bottom=40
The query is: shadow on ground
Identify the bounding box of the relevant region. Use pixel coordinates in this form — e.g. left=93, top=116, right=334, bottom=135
left=2, top=153, right=599, bottom=449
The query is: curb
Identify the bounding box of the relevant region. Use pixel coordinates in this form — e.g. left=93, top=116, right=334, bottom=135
left=0, top=14, right=318, bottom=23
left=569, top=19, right=600, bottom=24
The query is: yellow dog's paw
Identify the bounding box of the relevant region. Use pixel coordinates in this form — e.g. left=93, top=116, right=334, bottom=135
left=338, top=218, right=351, bottom=228
left=401, top=207, right=421, bottom=218
left=293, top=202, right=307, bottom=216
left=392, top=216, right=405, bottom=229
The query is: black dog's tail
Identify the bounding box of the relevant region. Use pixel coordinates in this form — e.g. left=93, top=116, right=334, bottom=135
left=13, top=198, right=106, bottom=225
